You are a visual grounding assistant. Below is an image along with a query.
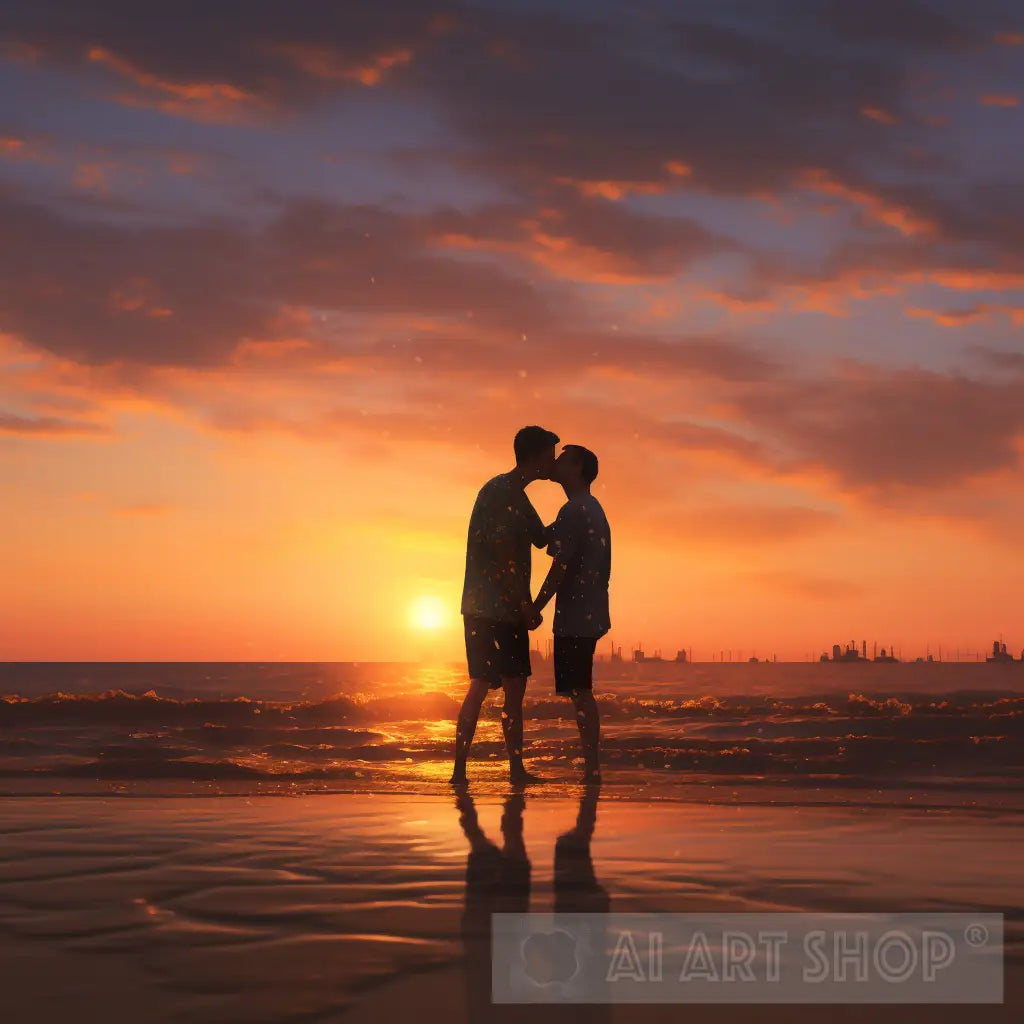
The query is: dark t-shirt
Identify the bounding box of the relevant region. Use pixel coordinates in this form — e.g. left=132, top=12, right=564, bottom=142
left=546, top=494, right=611, bottom=638
left=461, top=473, right=546, bottom=622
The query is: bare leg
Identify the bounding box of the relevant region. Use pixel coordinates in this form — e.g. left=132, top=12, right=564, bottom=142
left=571, top=690, right=601, bottom=782
left=501, top=676, right=526, bottom=775
left=500, top=790, right=527, bottom=858
left=503, top=677, right=545, bottom=784
left=450, top=677, right=491, bottom=784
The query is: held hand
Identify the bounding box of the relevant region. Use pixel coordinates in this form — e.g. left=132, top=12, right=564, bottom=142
left=524, top=605, right=543, bottom=631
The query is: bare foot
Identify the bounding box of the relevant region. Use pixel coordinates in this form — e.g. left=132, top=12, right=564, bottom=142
left=510, top=768, right=546, bottom=786
left=449, top=770, right=469, bottom=787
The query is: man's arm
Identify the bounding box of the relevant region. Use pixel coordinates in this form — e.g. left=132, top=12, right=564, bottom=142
left=512, top=495, right=547, bottom=623
left=493, top=533, right=537, bottom=623
left=528, top=501, right=547, bottom=549
left=534, top=504, right=582, bottom=614
left=534, top=555, right=568, bottom=614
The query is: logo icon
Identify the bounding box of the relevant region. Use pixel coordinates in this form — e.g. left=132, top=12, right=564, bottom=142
left=521, top=928, right=581, bottom=985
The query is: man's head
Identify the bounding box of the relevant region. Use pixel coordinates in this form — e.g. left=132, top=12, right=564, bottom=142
left=555, top=444, right=599, bottom=489
left=514, top=425, right=560, bottom=480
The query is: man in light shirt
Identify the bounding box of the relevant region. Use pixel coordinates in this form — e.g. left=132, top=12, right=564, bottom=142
left=534, top=444, right=611, bottom=785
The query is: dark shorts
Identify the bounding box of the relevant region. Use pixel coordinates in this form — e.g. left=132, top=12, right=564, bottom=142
left=464, top=616, right=532, bottom=688
left=554, top=635, right=598, bottom=695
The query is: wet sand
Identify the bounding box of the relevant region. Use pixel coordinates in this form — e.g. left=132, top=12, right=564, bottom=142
left=0, top=791, right=1021, bottom=1023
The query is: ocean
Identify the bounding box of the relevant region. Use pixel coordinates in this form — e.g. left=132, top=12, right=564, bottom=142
left=2, top=661, right=1023, bottom=798
left=3, top=663, right=1024, bottom=1023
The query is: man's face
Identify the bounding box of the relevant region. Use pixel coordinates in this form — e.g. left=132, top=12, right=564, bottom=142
left=539, top=445, right=559, bottom=480
left=551, top=449, right=571, bottom=485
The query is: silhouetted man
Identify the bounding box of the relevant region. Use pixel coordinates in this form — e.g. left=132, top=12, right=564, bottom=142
left=534, top=445, right=610, bottom=784
left=554, top=785, right=610, bottom=915
left=456, top=790, right=530, bottom=1022
left=455, top=789, right=611, bottom=1021
left=451, top=426, right=559, bottom=786
left=554, top=786, right=612, bottom=1019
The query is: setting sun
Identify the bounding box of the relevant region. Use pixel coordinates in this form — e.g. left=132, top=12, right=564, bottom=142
left=410, top=595, right=448, bottom=632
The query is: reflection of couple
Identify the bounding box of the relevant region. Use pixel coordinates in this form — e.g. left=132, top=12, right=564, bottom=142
left=457, top=788, right=610, bottom=1020
left=451, top=426, right=612, bottom=786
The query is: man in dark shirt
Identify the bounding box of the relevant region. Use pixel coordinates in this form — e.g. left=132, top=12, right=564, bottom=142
left=455, top=790, right=530, bottom=1020
left=451, top=425, right=559, bottom=787
left=534, top=445, right=611, bottom=784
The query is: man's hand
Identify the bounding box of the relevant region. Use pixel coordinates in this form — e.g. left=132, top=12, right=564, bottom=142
left=521, top=601, right=543, bottom=630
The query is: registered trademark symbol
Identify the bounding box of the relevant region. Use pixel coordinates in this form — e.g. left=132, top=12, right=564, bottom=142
left=964, top=923, right=989, bottom=947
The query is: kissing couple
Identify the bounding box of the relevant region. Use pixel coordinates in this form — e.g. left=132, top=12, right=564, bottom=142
left=451, top=425, right=611, bottom=787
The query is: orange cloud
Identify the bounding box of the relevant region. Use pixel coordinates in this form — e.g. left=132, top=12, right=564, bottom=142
left=87, top=46, right=263, bottom=122
left=979, top=93, right=1019, bottom=107
left=3, top=133, right=153, bottom=187
left=555, top=178, right=668, bottom=201
left=527, top=230, right=659, bottom=283
left=860, top=106, right=898, bottom=125
left=730, top=362, right=1024, bottom=497
left=555, top=161, right=690, bottom=202
left=907, top=303, right=1024, bottom=327
left=0, top=39, right=42, bottom=63
left=433, top=231, right=518, bottom=256
left=431, top=196, right=727, bottom=287
left=0, top=412, right=108, bottom=437
left=72, top=161, right=121, bottom=192
left=905, top=305, right=990, bottom=327
left=0, top=134, right=54, bottom=165
left=349, top=49, right=413, bottom=85
left=227, top=335, right=356, bottom=375
left=436, top=227, right=661, bottom=284
left=689, top=286, right=779, bottom=315
left=165, top=153, right=203, bottom=175
left=271, top=42, right=413, bottom=85
left=108, top=278, right=173, bottom=318
left=919, top=269, right=1024, bottom=291
left=640, top=295, right=686, bottom=322
left=799, top=169, right=933, bottom=237
left=993, top=32, right=1024, bottom=45
left=785, top=274, right=902, bottom=317
left=230, top=337, right=316, bottom=359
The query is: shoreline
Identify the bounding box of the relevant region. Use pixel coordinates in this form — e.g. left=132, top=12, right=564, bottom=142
left=1, top=790, right=1022, bottom=1023
left=2, top=773, right=1024, bottom=811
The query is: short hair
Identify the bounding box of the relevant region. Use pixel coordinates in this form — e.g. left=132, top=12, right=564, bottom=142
left=563, top=444, right=599, bottom=483
left=514, top=425, right=560, bottom=464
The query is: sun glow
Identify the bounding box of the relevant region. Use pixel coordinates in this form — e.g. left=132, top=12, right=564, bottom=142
left=410, top=595, right=448, bottom=631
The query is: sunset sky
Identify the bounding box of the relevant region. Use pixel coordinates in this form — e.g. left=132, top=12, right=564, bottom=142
left=2, top=0, right=1024, bottom=662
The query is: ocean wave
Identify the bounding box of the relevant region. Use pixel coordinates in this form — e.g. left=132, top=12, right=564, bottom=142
left=3, top=688, right=1024, bottom=783
left=4, top=687, right=1024, bottom=726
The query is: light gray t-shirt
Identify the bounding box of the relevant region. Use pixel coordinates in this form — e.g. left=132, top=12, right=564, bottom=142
left=546, top=493, right=611, bottom=638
